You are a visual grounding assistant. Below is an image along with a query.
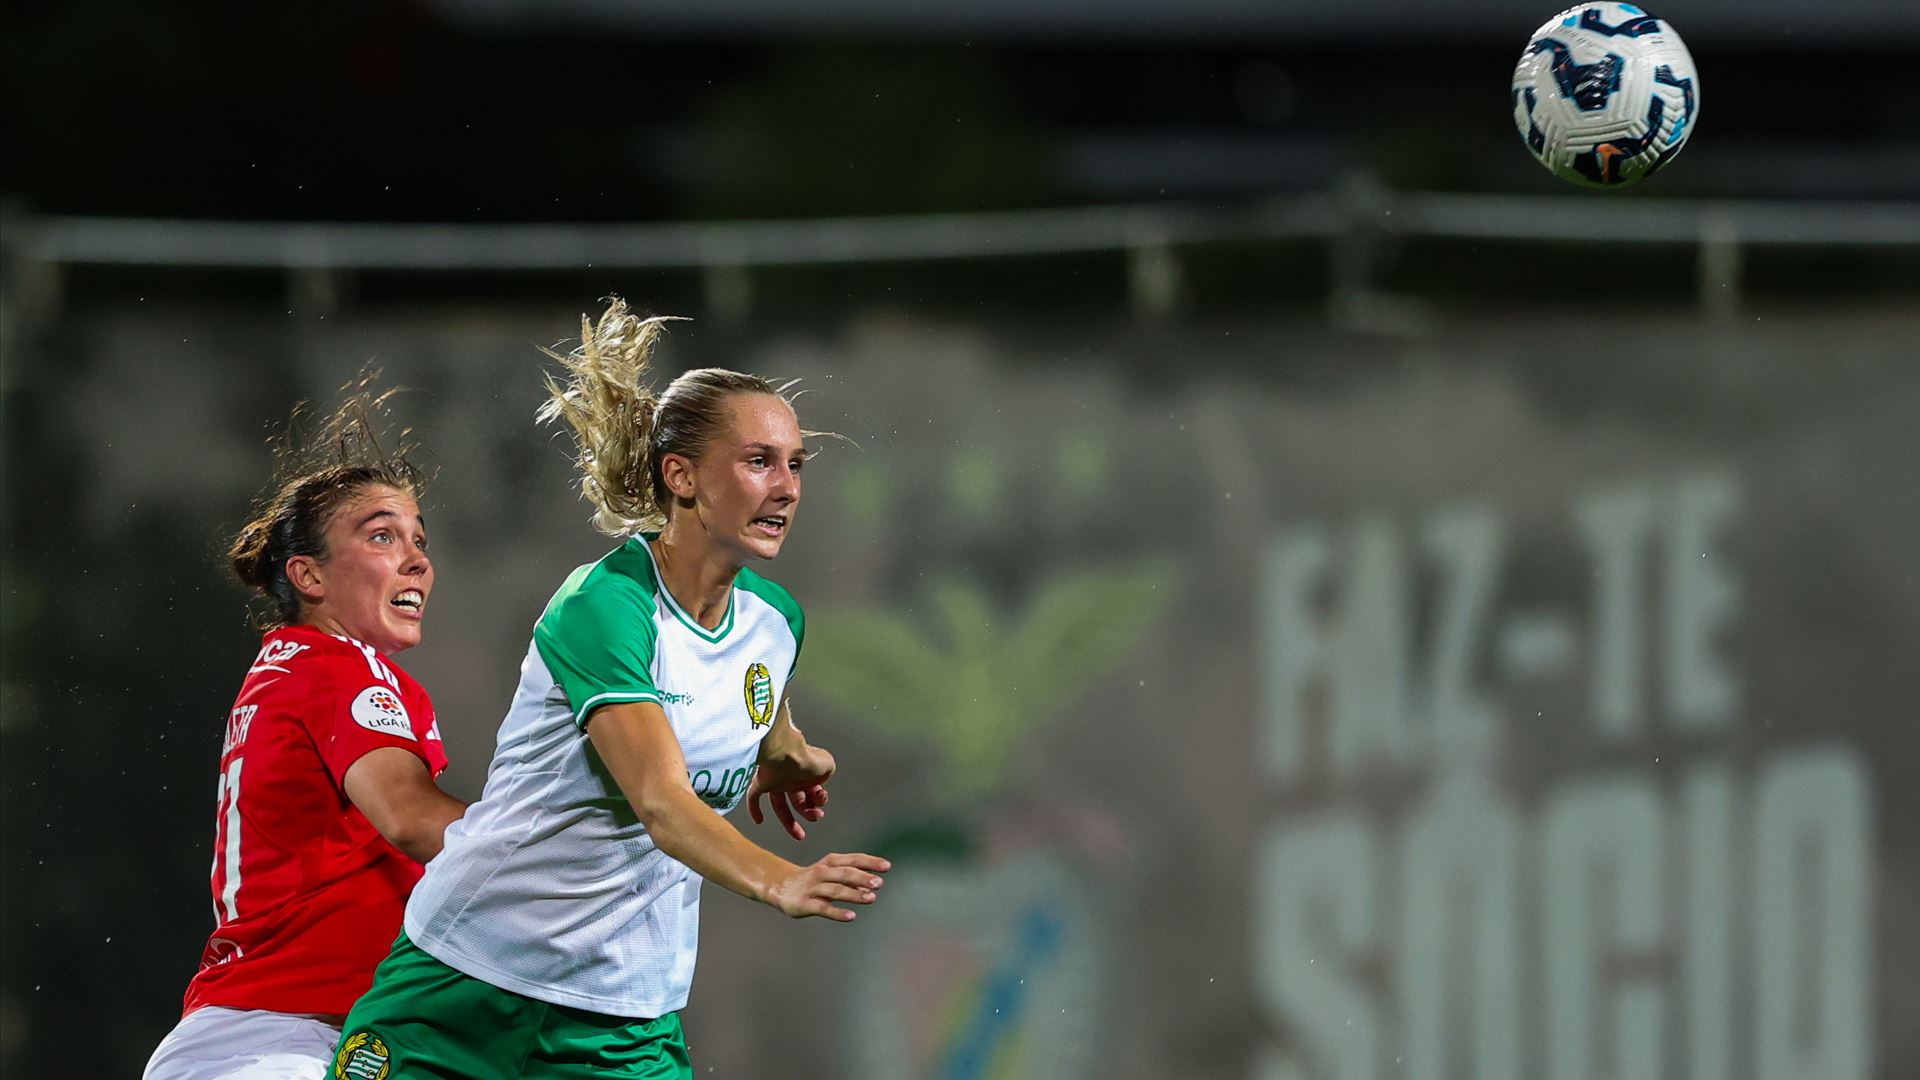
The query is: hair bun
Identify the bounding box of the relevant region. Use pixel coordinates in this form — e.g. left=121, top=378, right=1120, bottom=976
left=228, top=522, right=274, bottom=590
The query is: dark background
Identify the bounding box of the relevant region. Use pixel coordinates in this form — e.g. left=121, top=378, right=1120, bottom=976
left=5, top=0, right=1917, bottom=225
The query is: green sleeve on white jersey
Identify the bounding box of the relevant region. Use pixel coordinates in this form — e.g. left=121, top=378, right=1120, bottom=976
left=735, top=567, right=805, bottom=677
left=533, top=555, right=660, bottom=729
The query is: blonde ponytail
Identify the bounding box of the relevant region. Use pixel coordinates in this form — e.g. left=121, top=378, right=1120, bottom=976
left=537, top=299, right=682, bottom=536
left=540, top=297, right=824, bottom=536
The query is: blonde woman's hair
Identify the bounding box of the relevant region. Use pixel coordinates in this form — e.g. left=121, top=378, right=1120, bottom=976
left=538, top=298, right=797, bottom=537
left=229, top=371, right=430, bottom=629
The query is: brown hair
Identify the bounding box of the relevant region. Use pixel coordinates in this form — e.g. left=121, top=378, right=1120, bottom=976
left=538, top=297, right=808, bottom=537
left=228, top=374, right=429, bottom=629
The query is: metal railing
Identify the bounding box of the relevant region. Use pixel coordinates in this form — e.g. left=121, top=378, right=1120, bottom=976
left=7, top=186, right=1917, bottom=324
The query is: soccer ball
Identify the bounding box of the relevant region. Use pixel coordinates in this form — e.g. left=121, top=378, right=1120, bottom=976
left=1511, top=3, right=1700, bottom=187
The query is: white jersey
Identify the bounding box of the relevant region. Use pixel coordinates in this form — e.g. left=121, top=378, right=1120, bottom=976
left=404, top=535, right=803, bottom=1017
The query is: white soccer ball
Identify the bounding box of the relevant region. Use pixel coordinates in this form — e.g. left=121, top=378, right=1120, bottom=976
left=1511, top=3, right=1700, bottom=187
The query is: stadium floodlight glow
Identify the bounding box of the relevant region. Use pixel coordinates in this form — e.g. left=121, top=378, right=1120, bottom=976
left=1511, top=3, right=1700, bottom=188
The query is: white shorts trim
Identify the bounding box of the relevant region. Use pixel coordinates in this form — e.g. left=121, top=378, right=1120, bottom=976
left=143, top=1006, right=340, bottom=1080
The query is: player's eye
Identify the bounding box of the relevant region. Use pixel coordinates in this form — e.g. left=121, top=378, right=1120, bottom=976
left=789, top=457, right=806, bottom=473
left=747, top=455, right=768, bottom=468
left=371, top=531, right=392, bottom=544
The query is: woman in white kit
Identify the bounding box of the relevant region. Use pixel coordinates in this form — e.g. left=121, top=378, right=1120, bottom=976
left=334, top=299, right=888, bottom=1079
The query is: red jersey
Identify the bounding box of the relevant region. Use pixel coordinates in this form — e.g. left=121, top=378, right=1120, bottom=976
left=181, top=624, right=448, bottom=1018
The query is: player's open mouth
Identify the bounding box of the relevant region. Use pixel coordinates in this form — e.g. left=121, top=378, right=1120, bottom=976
left=750, top=515, right=787, bottom=537
left=391, top=589, right=425, bottom=614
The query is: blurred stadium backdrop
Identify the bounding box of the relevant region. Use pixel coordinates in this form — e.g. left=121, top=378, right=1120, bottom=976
left=2, top=2, right=1916, bottom=1077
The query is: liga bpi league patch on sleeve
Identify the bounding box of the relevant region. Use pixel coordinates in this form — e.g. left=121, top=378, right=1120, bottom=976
left=350, top=685, right=416, bottom=741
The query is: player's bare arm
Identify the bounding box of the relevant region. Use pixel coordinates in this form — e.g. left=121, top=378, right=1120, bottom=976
left=746, top=698, right=834, bottom=841
left=342, top=747, right=468, bottom=863
left=585, top=700, right=886, bottom=921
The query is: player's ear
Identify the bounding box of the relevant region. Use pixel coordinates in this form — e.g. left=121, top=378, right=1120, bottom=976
left=660, top=453, right=697, bottom=500
left=286, top=555, right=325, bottom=604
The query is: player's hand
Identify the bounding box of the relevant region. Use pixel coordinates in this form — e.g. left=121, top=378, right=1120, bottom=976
left=747, top=744, right=836, bottom=841
left=769, top=852, right=890, bottom=921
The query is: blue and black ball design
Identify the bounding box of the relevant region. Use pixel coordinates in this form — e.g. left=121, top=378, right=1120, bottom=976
left=1511, top=3, right=1701, bottom=188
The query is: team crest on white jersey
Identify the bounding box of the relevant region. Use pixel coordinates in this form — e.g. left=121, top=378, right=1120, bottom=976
left=350, top=686, right=415, bottom=740
left=743, top=662, right=774, bottom=727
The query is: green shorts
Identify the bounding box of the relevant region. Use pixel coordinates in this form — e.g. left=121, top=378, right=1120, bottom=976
left=334, top=932, right=692, bottom=1079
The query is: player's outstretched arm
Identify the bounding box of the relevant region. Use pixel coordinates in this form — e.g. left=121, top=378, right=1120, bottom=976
left=746, top=699, right=835, bottom=841
left=342, top=747, right=468, bottom=863
left=586, top=700, right=888, bottom=921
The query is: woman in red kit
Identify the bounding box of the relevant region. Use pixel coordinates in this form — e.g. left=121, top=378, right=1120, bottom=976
left=143, top=384, right=467, bottom=1080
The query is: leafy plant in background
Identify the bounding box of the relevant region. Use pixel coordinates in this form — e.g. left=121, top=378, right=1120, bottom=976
left=803, top=559, right=1175, bottom=799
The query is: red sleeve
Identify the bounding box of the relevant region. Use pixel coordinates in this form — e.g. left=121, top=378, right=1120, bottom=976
left=302, top=652, right=435, bottom=789
left=398, top=668, right=448, bottom=777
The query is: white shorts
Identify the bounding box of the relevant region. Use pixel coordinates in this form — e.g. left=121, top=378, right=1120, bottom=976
left=143, top=1005, right=341, bottom=1080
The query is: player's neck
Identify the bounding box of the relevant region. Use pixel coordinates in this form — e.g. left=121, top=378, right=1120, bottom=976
left=303, top=613, right=355, bottom=645
left=649, top=523, right=739, bottom=631
left=299, top=613, right=385, bottom=654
